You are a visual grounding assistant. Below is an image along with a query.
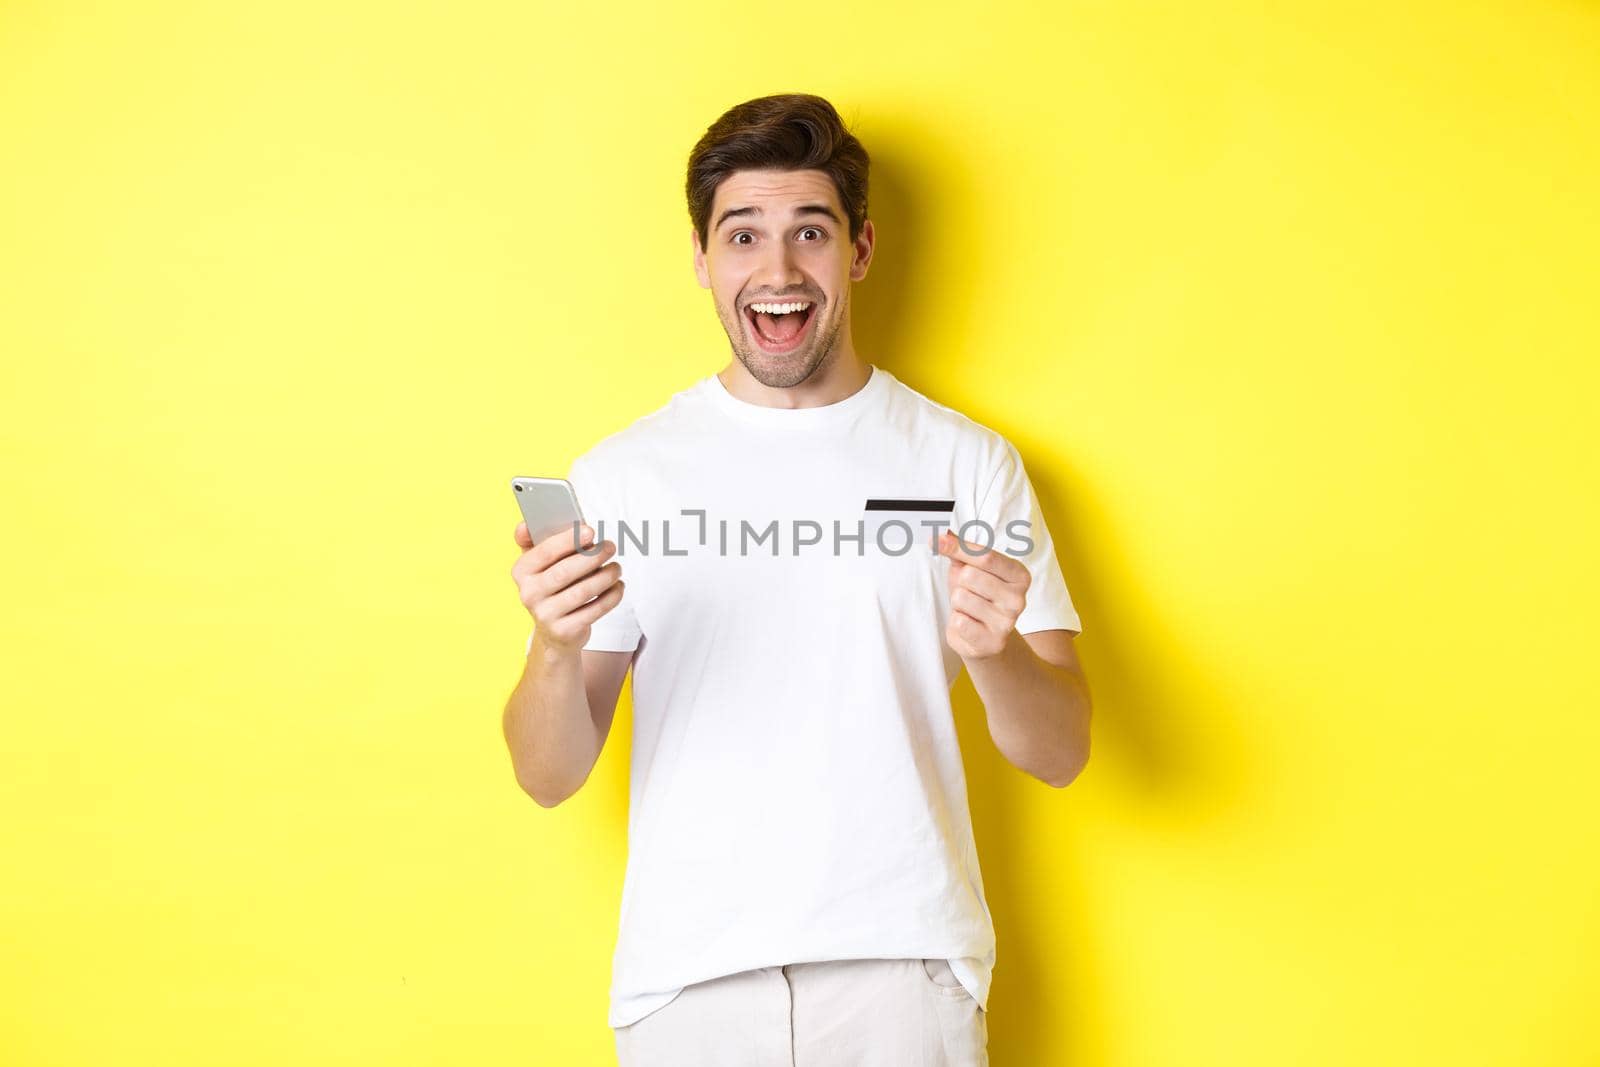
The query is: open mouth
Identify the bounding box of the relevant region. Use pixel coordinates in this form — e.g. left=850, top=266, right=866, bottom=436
left=743, top=299, right=818, bottom=355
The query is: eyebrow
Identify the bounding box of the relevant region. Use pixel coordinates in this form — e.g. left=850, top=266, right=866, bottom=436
left=714, top=203, right=842, bottom=233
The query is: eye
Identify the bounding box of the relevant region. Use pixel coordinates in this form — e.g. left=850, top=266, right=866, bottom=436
left=731, top=231, right=754, bottom=246
left=798, top=226, right=825, bottom=241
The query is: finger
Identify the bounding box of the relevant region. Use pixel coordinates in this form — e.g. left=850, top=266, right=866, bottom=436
left=950, top=585, right=1010, bottom=632
left=514, top=521, right=533, bottom=550
left=565, top=577, right=625, bottom=628
left=538, top=578, right=626, bottom=646
left=543, top=559, right=624, bottom=621
left=939, top=529, right=1026, bottom=583
left=510, top=525, right=600, bottom=586
left=940, top=531, right=1017, bottom=579
left=518, top=536, right=614, bottom=595
left=530, top=521, right=598, bottom=572
left=949, top=562, right=1025, bottom=617
left=951, top=607, right=985, bottom=632
left=946, top=607, right=985, bottom=655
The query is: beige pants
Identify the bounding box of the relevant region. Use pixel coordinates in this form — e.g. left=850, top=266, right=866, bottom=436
left=612, top=957, right=988, bottom=1066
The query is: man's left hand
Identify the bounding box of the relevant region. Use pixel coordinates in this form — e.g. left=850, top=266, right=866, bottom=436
left=936, top=528, right=1031, bottom=660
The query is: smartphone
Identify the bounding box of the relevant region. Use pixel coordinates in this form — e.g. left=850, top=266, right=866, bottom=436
left=511, top=476, right=587, bottom=548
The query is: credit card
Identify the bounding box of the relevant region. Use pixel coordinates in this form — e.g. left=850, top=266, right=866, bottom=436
left=862, top=497, right=956, bottom=552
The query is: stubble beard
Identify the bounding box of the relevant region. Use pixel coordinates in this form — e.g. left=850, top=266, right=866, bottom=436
left=720, top=291, right=846, bottom=390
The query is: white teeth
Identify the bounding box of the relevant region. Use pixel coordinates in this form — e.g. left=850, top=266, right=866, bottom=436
left=749, top=301, right=811, bottom=315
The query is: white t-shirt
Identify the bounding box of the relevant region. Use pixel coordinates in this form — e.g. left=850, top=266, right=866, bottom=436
left=525, top=364, right=1082, bottom=1028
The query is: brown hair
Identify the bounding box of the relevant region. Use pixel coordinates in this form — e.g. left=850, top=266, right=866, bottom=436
left=686, top=93, right=870, bottom=251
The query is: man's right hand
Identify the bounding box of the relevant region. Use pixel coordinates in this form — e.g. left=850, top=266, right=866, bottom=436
left=511, top=520, right=625, bottom=656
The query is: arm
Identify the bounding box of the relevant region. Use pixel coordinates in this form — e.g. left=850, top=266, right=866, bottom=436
left=963, top=628, right=1091, bottom=788
left=502, top=644, right=634, bottom=807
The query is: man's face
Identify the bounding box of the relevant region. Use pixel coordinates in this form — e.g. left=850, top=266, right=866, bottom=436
left=693, top=168, right=873, bottom=389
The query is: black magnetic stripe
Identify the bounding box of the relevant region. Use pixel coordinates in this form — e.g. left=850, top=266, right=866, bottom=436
left=863, top=499, right=956, bottom=511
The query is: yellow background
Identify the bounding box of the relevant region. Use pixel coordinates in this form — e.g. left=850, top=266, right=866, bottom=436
left=3, top=2, right=1596, bottom=1064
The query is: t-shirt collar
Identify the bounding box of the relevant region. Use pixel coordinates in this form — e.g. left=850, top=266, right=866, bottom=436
left=704, top=363, right=886, bottom=428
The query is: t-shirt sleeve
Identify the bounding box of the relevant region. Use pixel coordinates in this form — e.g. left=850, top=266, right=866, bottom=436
left=524, top=451, right=643, bottom=655
left=974, top=438, right=1083, bottom=637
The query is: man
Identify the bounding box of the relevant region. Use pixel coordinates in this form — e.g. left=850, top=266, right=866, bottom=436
left=503, top=93, right=1091, bottom=1066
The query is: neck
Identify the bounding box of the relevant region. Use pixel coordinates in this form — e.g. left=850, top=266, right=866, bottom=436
left=717, top=352, right=871, bottom=411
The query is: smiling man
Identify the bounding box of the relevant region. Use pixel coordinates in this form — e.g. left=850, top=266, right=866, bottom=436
left=503, top=93, right=1091, bottom=1066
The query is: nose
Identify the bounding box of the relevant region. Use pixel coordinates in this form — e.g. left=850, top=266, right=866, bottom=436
left=752, top=238, right=807, bottom=294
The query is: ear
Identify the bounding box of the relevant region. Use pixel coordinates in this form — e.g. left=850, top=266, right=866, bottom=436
left=691, top=227, right=711, bottom=289
left=849, top=218, right=875, bottom=282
